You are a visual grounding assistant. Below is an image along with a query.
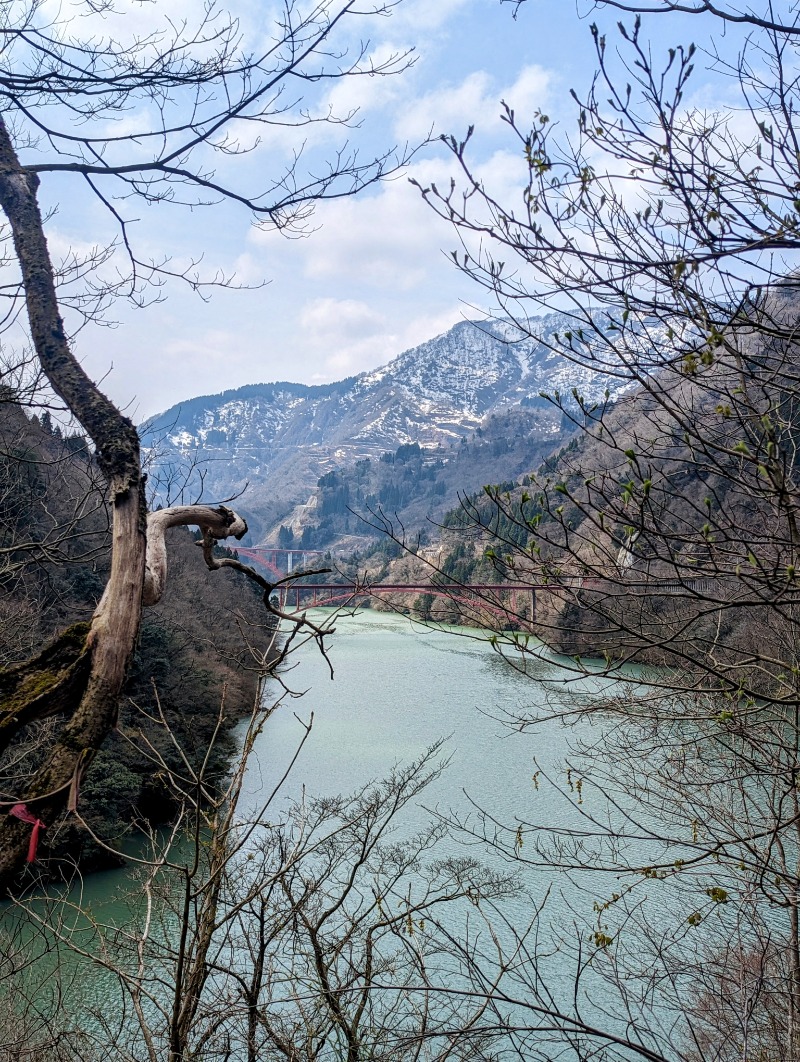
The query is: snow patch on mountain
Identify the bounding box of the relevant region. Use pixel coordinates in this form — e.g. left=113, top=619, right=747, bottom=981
left=144, top=310, right=649, bottom=535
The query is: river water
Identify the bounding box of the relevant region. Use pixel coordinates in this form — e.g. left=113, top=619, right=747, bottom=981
left=241, top=609, right=604, bottom=844
left=238, top=609, right=616, bottom=938
left=8, top=608, right=685, bottom=1057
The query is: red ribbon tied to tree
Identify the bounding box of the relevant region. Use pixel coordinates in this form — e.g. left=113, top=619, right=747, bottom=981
left=9, top=803, right=45, bottom=862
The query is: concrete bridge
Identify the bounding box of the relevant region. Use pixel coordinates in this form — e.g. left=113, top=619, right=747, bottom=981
left=234, top=546, right=330, bottom=579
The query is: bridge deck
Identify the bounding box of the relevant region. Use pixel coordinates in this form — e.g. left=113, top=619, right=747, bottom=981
left=277, top=581, right=715, bottom=593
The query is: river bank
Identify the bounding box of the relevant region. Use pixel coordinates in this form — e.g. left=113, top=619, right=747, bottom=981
left=24, top=529, right=280, bottom=880
left=4, top=607, right=748, bottom=1061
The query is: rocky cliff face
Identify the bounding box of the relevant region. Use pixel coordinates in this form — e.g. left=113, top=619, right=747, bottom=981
left=145, top=312, right=649, bottom=540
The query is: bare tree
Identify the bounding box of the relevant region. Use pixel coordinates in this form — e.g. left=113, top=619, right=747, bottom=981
left=400, top=0, right=800, bottom=1056
left=6, top=669, right=688, bottom=1062
left=0, top=0, right=414, bottom=887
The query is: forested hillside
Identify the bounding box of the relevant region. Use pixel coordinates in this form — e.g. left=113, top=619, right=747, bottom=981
left=278, top=406, right=568, bottom=554
left=0, top=396, right=273, bottom=874
left=430, top=287, right=800, bottom=699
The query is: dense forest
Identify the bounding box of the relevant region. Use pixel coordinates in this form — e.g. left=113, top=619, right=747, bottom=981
left=278, top=407, right=566, bottom=555
left=0, top=395, right=273, bottom=874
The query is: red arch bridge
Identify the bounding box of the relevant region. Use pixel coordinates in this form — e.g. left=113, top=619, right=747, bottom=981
left=270, top=578, right=718, bottom=625
left=273, top=583, right=538, bottom=624
left=233, top=547, right=329, bottom=580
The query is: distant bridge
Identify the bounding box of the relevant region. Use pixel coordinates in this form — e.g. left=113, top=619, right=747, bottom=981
left=234, top=547, right=329, bottom=580
left=232, top=547, right=717, bottom=603
left=273, top=583, right=536, bottom=625
left=271, top=577, right=717, bottom=624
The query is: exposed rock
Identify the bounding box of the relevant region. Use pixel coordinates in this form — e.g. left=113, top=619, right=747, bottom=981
left=144, top=312, right=650, bottom=540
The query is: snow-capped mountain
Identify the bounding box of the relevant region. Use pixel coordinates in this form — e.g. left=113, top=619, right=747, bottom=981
left=144, top=312, right=648, bottom=538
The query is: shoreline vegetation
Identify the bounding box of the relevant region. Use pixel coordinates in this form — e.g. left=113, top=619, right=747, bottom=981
left=0, top=398, right=277, bottom=877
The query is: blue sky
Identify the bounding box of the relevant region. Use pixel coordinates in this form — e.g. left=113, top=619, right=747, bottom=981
left=36, top=0, right=717, bottom=418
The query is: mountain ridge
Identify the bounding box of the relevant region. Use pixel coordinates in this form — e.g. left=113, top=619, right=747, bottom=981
left=144, top=311, right=654, bottom=542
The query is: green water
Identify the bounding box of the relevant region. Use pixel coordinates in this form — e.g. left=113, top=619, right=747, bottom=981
left=240, top=609, right=613, bottom=864
left=5, top=609, right=657, bottom=1054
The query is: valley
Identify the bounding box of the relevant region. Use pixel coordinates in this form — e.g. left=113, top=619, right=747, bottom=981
left=144, top=310, right=645, bottom=552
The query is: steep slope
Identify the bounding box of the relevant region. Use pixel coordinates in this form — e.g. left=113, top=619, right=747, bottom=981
left=418, top=286, right=800, bottom=680
left=0, top=398, right=274, bottom=875
left=145, top=312, right=644, bottom=540
left=278, top=407, right=563, bottom=556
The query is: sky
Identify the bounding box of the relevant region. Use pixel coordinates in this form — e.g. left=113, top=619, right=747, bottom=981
left=27, top=0, right=718, bottom=419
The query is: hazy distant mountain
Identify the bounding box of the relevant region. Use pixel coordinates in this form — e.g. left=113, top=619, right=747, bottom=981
left=144, top=312, right=646, bottom=541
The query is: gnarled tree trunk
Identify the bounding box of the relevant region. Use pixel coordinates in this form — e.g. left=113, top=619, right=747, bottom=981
left=0, top=118, right=249, bottom=887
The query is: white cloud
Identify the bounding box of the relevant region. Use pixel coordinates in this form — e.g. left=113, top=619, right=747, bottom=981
left=150, top=327, right=259, bottom=396
left=79, top=322, right=255, bottom=423
left=245, top=142, right=533, bottom=335
left=323, top=42, right=413, bottom=123
left=500, top=65, right=554, bottom=123
left=471, top=148, right=532, bottom=207
left=250, top=156, right=462, bottom=292
left=395, top=71, right=493, bottom=142
left=231, top=251, right=270, bottom=288
left=394, top=64, right=553, bottom=143
left=301, top=297, right=385, bottom=342
left=38, top=0, right=243, bottom=56
left=387, top=0, right=476, bottom=33
left=307, top=303, right=469, bottom=379
left=44, top=226, right=106, bottom=267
